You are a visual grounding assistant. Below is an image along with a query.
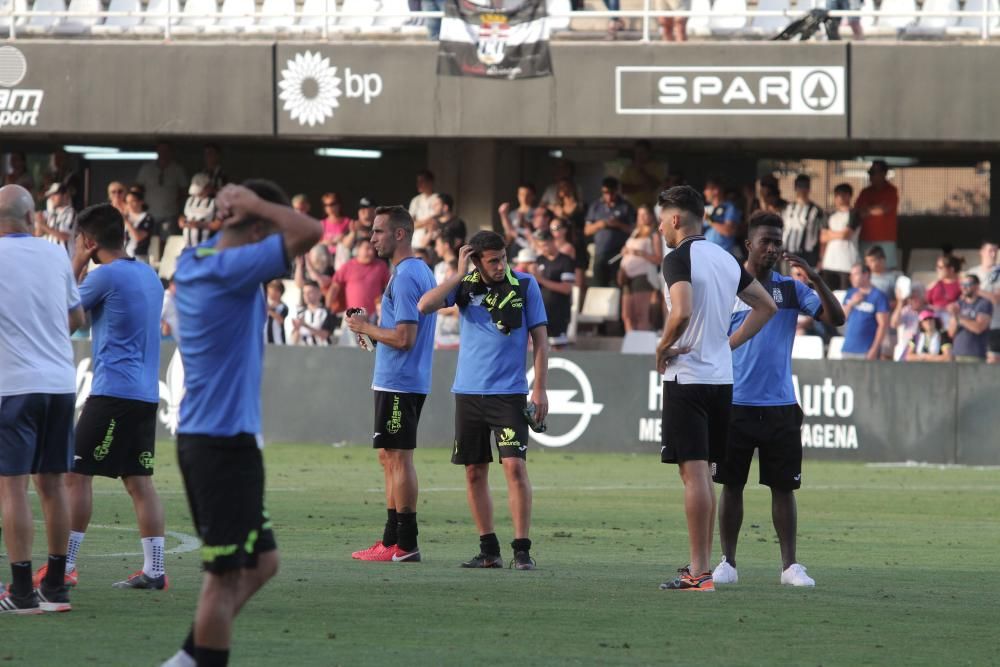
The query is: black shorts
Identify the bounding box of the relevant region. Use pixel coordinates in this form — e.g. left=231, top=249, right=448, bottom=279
left=713, top=405, right=804, bottom=491
left=177, top=434, right=277, bottom=574
left=73, top=396, right=158, bottom=478
left=0, top=393, right=75, bottom=475
left=452, top=394, right=529, bottom=465
left=372, top=391, right=426, bottom=450
left=660, top=381, right=732, bottom=467
left=989, top=329, right=1000, bottom=354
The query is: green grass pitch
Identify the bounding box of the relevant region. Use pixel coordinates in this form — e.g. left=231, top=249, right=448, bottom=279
left=6, top=443, right=999, bottom=666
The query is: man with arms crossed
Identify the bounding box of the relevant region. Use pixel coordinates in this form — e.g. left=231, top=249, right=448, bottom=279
left=162, top=182, right=321, bottom=667
left=38, top=204, right=169, bottom=591
left=0, top=184, right=84, bottom=613
left=348, top=206, right=437, bottom=563
left=712, top=212, right=845, bottom=588
left=419, top=231, right=548, bottom=570
left=655, top=186, right=776, bottom=592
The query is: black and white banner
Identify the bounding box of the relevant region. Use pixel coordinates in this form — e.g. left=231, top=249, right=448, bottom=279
left=437, top=0, right=552, bottom=80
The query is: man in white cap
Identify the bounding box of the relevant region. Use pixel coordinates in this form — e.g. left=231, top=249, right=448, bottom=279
left=179, top=173, right=219, bottom=248
left=35, top=183, right=76, bottom=256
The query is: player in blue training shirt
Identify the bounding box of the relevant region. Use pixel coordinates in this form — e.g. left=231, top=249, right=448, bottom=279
left=162, top=182, right=321, bottom=667
left=418, top=230, right=549, bottom=571
left=712, top=211, right=845, bottom=588
left=53, top=204, right=169, bottom=592
left=346, top=206, right=437, bottom=563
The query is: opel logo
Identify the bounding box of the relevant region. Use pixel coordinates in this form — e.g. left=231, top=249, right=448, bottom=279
left=526, top=357, right=604, bottom=448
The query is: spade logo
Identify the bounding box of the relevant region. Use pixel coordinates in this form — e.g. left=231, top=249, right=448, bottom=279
left=801, top=71, right=836, bottom=111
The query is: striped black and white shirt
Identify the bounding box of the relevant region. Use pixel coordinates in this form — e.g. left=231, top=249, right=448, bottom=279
left=295, top=305, right=336, bottom=347
left=662, top=235, right=753, bottom=385
left=781, top=200, right=824, bottom=264
left=266, top=302, right=289, bottom=345
left=44, top=205, right=76, bottom=256
left=183, top=196, right=217, bottom=248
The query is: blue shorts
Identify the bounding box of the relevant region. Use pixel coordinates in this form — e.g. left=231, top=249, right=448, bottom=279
left=0, top=393, right=76, bottom=475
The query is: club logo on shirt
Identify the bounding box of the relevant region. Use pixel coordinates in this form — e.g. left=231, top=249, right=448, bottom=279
left=772, top=287, right=784, bottom=304
left=139, top=451, right=155, bottom=470
left=386, top=394, right=403, bottom=434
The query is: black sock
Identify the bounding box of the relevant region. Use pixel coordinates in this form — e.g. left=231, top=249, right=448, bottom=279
left=44, top=554, right=67, bottom=589
left=182, top=626, right=195, bottom=657
left=10, top=561, right=32, bottom=597
left=194, top=647, right=230, bottom=667
left=480, top=533, right=501, bottom=557
left=382, top=509, right=398, bottom=547
left=511, top=538, right=532, bottom=554
left=396, top=513, right=418, bottom=552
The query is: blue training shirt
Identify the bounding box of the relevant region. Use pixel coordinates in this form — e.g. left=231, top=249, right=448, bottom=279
left=372, top=257, right=437, bottom=394
left=841, top=287, right=890, bottom=354
left=445, top=270, right=547, bottom=395
left=174, top=233, right=289, bottom=437
left=79, top=258, right=164, bottom=404
left=730, top=271, right=822, bottom=406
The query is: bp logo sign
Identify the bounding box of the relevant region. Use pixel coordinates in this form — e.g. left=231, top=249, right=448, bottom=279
left=278, top=51, right=384, bottom=128
left=525, top=358, right=604, bottom=448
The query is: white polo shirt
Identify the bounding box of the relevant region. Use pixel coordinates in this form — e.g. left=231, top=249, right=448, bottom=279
left=0, top=234, right=80, bottom=396
left=662, top=235, right=752, bottom=385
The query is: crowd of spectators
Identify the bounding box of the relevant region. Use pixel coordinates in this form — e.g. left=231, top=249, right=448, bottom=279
left=4, top=144, right=997, bottom=363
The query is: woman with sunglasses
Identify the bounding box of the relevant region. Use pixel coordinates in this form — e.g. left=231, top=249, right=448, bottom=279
left=927, top=254, right=963, bottom=312
left=320, top=192, right=351, bottom=251
left=107, top=181, right=128, bottom=218
left=617, top=205, right=662, bottom=332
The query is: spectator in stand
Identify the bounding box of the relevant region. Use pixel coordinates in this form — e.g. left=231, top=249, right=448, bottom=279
left=514, top=246, right=537, bottom=274
left=656, top=0, right=689, bottom=41
left=621, top=140, right=667, bottom=210
left=291, top=194, right=311, bottom=217
left=820, top=182, right=860, bottom=290
left=40, top=147, right=83, bottom=210
left=585, top=177, right=636, bottom=287
left=500, top=183, right=537, bottom=256
left=161, top=277, right=179, bottom=343
left=890, top=283, right=927, bottom=355
left=789, top=264, right=826, bottom=339
left=296, top=244, right=335, bottom=304
left=107, top=181, right=128, bottom=219
left=906, top=311, right=953, bottom=363
left=856, top=160, right=899, bottom=269
left=135, top=142, right=187, bottom=241
left=4, top=151, right=33, bottom=190
left=841, top=262, right=889, bottom=360
left=123, top=186, right=154, bottom=263
left=434, top=233, right=459, bottom=284
left=320, top=192, right=352, bottom=252
left=969, top=241, right=997, bottom=284
left=926, top=254, right=963, bottom=312
left=432, top=193, right=467, bottom=245
left=703, top=177, right=741, bottom=255
left=531, top=205, right=556, bottom=235
left=603, top=0, right=625, bottom=38
left=179, top=173, right=219, bottom=249
left=947, top=274, right=993, bottom=362
left=782, top=174, right=824, bottom=267
left=547, top=178, right=586, bottom=239
left=864, top=245, right=902, bottom=306
left=422, top=0, right=443, bottom=39
left=327, top=239, right=391, bottom=320
left=35, top=183, right=75, bottom=256
left=409, top=169, right=437, bottom=251
left=827, top=0, right=863, bottom=40
left=434, top=259, right=461, bottom=350
left=201, top=143, right=228, bottom=196
left=533, top=229, right=576, bottom=341
left=414, top=247, right=433, bottom=268
left=266, top=279, right=289, bottom=345
left=292, top=280, right=337, bottom=347
left=983, top=263, right=1000, bottom=364
left=541, top=160, right=580, bottom=207
left=618, top=205, right=662, bottom=332
left=549, top=216, right=577, bottom=260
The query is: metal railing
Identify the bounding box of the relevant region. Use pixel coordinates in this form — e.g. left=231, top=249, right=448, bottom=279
left=4, top=3, right=999, bottom=42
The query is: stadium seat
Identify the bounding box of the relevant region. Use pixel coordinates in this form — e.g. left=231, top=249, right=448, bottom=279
left=1, top=0, right=30, bottom=30
left=547, top=0, right=571, bottom=30
left=792, top=335, right=824, bottom=360
left=827, top=335, right=845, bottom=360
left=292, top=0, right=334, bottom=35
left=132, top=0, right=180, bottom=35
left=335, top=0, right=376, bottom=32
left=171, top=0, right=217, bottom=34
left=158, top=236, right=187, bottom=281
left=90, top=0, right=142, bottom=34
left=870, top=0, right=917, bottom=34
left=620, top=330, right=659, bottom=355
left=22, top=0, right=65, bottom=34
left=906, top=0, right=957, bottom=33
left=708, top=0, right=748, bottom=34
left=577, top=287, right=621, bottom=326
left=281, top=279, right=301, bottom=312
left=748, top=0, right=791, bottom=35
left=859, top=0, right=877, bottom=31
left=54, top=0, right=101, bottom=33
left=686, top=0, right=711, bottom=36
left=948, top=0, right=999, bottom=34
left=242, top=0, right=294, bottom=32
left=147, top=235, right=161, bottom=268
left=369, top=0, right=423, bottom=33
left=203, top=0, right=254, bottom=32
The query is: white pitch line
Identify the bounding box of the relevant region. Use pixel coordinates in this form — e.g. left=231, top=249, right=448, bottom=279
left=32, top=521, right=200, bottom=558
left=367, top=483, right=1000, bottom=493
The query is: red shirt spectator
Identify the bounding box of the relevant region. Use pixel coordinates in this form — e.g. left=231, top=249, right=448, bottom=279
left=855, top=161, right=899, bottom=244
left=329, top=240, right=390, bottom=315
left=926, top=255, right=963, bottom=310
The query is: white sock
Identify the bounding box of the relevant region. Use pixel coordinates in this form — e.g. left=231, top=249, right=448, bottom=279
left=66, top=531, right=85, bottom=572
left=141, top=536, right=166, bottom=578
left=161, top=650, right=196, bottom=667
